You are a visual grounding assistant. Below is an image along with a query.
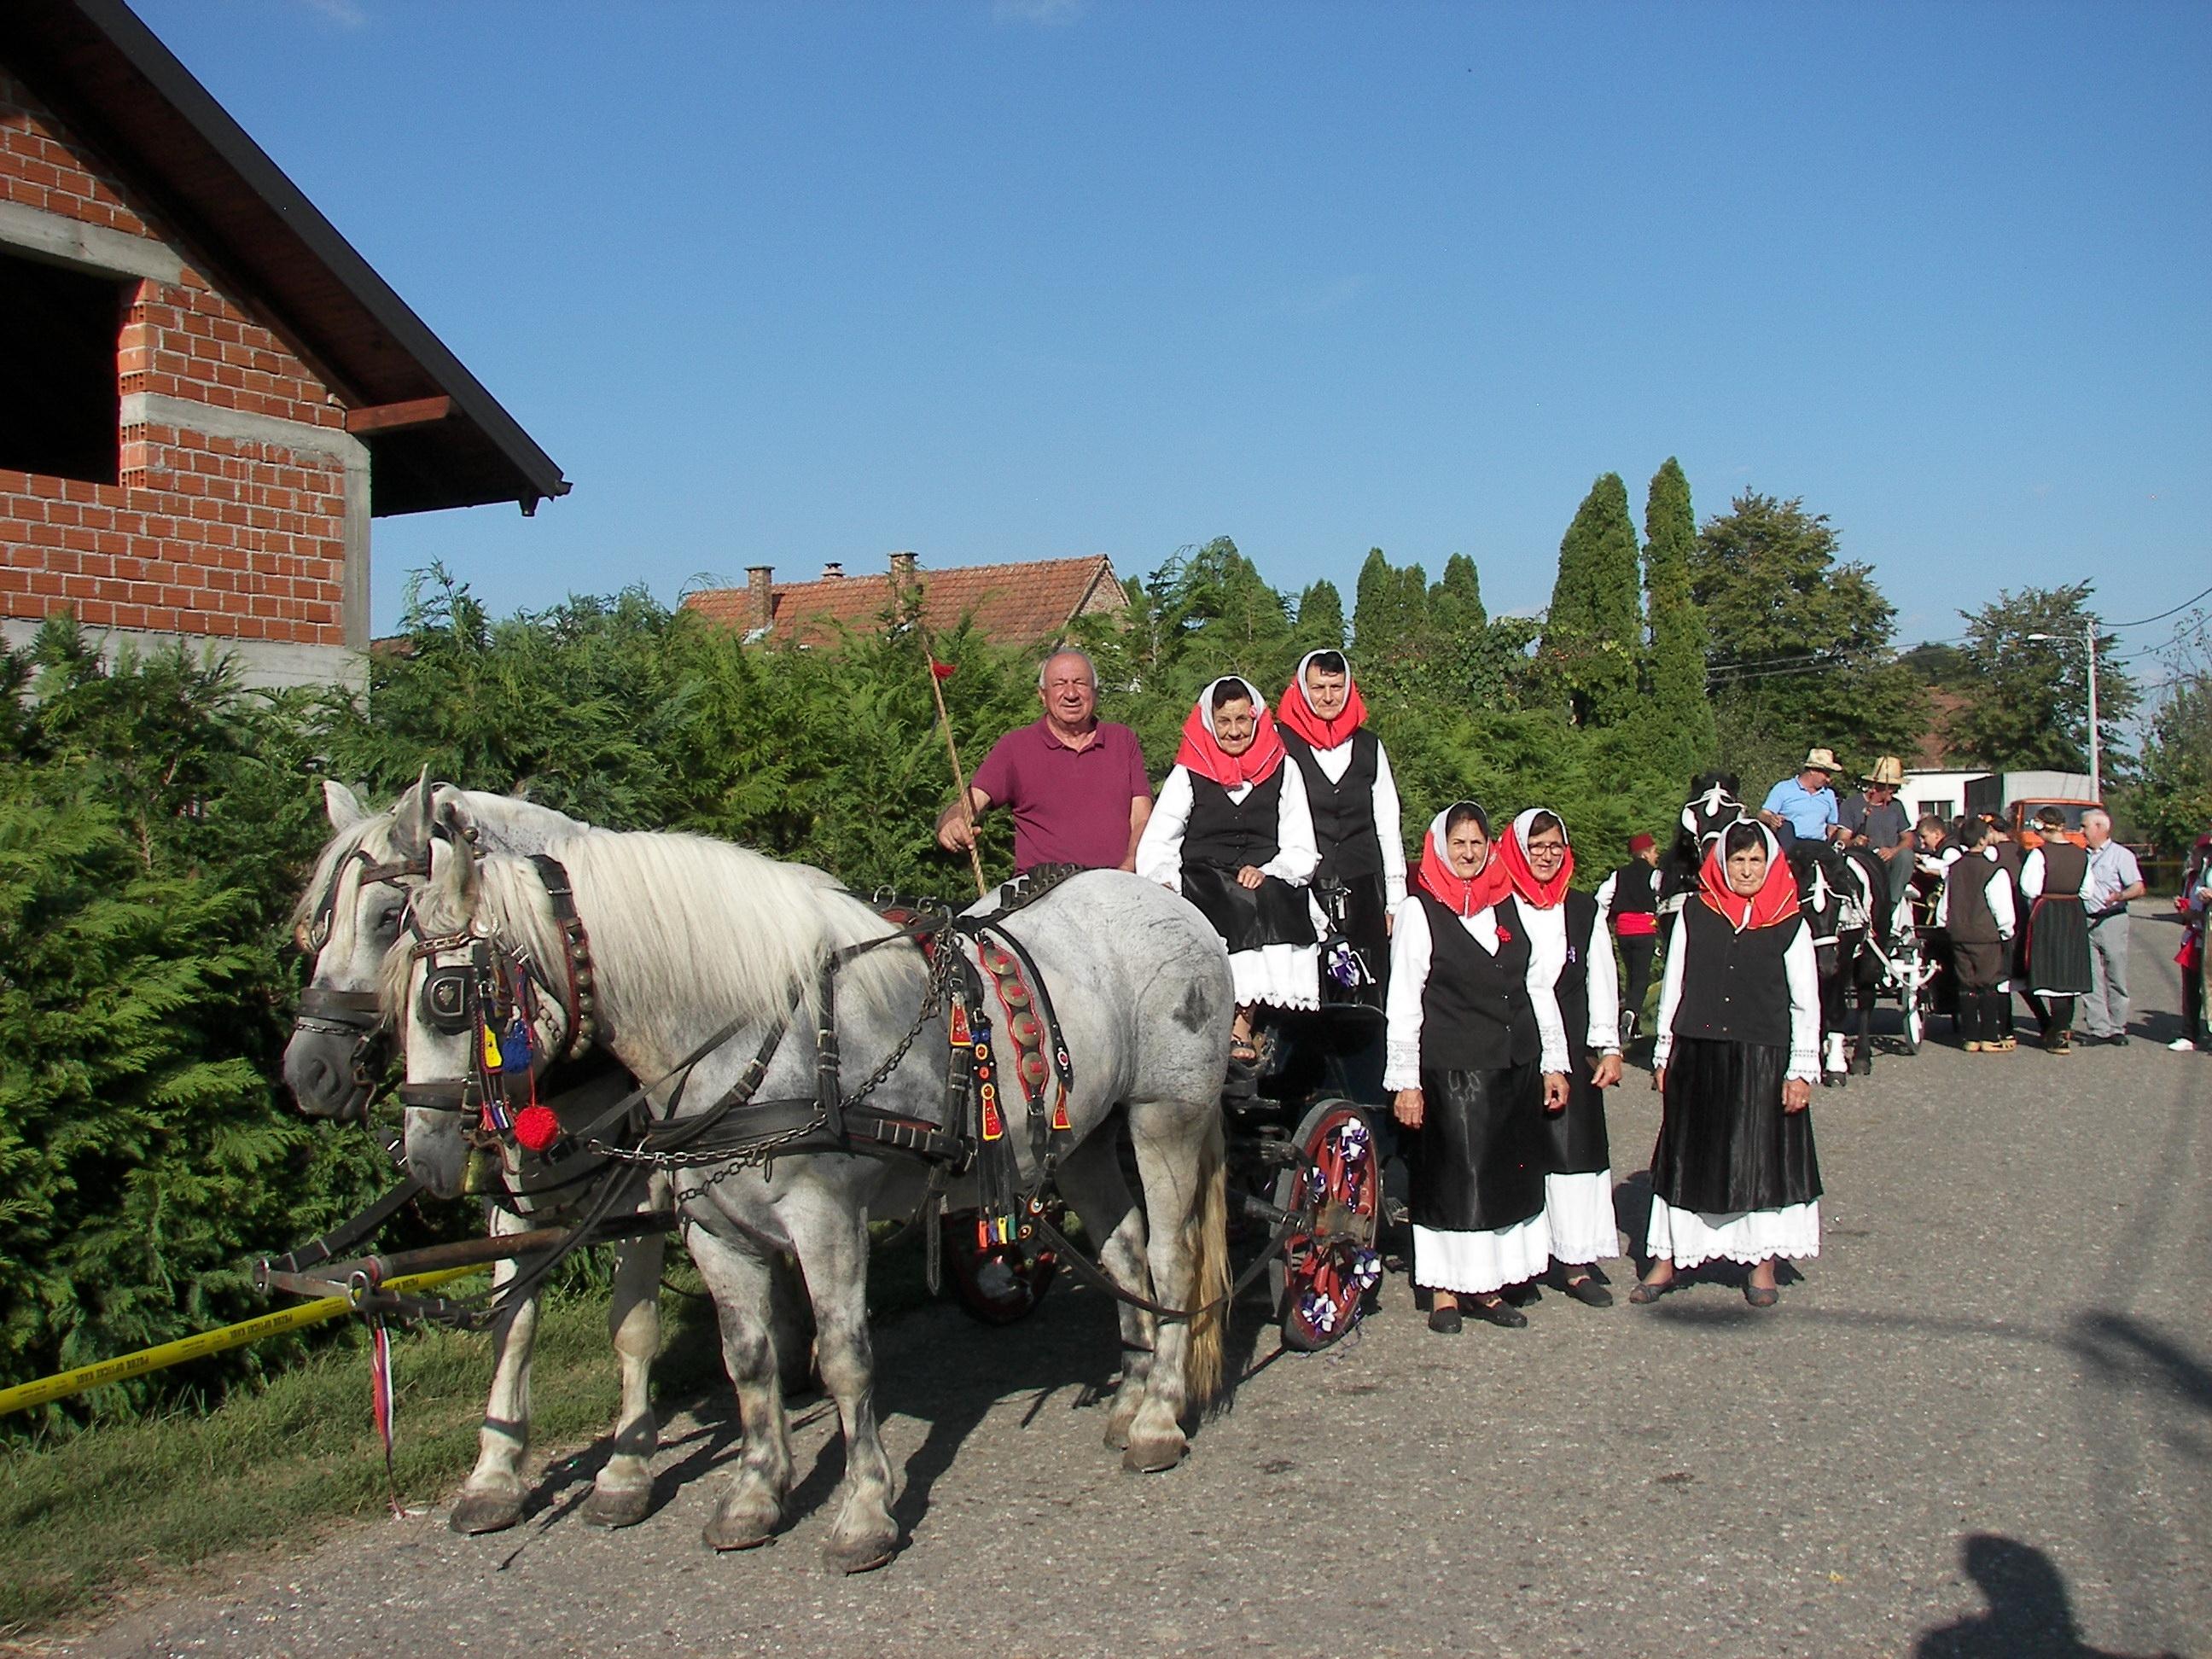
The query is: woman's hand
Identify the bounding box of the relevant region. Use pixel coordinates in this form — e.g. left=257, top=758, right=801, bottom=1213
left=1782, top=1078, right=1813, bottom=1114
left=1591, top=1052, right=1624, bottom=1089
left=1236, top=864, right=1266, bottom=891
left=1393, top=1087, right=1424, bottom=1129
left=1542, top=1072, right=1570, bottom=1114
left=1653, top=1065, right=1668, bottom=1097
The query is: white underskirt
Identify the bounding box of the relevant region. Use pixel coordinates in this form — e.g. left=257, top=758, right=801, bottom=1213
left=1544, top=1169, right=1618, bottom=1265
left=1231, top=943, right=1318, bottom=1011
left=1645, top=1196, right=1820, bottom=1267
left=1412, top=1214, right=1550, bottom=1296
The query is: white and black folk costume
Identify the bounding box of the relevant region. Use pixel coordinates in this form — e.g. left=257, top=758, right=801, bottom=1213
left=1384, top=807, right=1569, bottom=1302
left=1649, top=823, right=1824, bottom=1271
left=2019, top=835, right=2093, bottom=1046
left=1937, top=840, right=2018, bottom=1050
left=1499, top=809, right=1621, bottom=1272
left=1137, top=677, right=1321, bottom=1012
left=1592, top=834, right=1661, bottom=1043
left=1276, top=650, right=1406, bottom=994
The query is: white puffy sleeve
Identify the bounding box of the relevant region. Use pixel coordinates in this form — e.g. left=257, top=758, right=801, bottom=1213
left=1135, top=767, right=1191, bottom=889
left=1988, top=866, right=2017, bottom=940
left=1372, top=741, right=1407, bottom=910
left=1264, top=761, right=1321, bottom=885
left=1784, top=923, right=1820, bottom=1083
left=1585, top=900, right=1621, bottom=1052
left=1935, top=873, right=1953, bottom=929
left=1592, top=869, right=1618, bottom=937
left=1382, top=896, right=1433, bottom=1091
left=1650, top=922, right=1690, bottom=1072
left=2019, top=848, right=2046, bottom=899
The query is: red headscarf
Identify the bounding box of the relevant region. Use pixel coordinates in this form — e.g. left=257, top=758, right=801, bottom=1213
left=1276, top=649, right=1370, bottom=751
left=1416, top=804, right=1513, bottom=917
left=1173, top=676, right=1287, bottom=789
left=1698, top=821, right=1802, bottom=931
left=1498, top=806, right=1575, bottom=910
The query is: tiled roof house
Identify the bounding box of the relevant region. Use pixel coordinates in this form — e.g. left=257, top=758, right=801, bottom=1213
left=684, top=552, right=1127, bottom=649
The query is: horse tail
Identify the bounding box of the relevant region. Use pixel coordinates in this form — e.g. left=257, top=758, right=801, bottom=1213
left=1185, top=1110, right=1231, bottom=1406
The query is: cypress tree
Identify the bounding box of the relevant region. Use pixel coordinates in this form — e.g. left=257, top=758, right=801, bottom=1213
left=1545, top=474, right=1639, bottom=725
left=1429, top=553, right=1487, bottom=637
left=1295, top=580, right=1346, bottom=651
left=1643, top=457, right=1714, bottom=768
left=1352, top=548, right=1397, bottom=652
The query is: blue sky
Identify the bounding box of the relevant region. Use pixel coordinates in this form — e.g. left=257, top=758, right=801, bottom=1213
left=133, top=1, right=2210, bottom=656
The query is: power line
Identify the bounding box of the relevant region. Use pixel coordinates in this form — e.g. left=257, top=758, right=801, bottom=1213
left=2110, top=582, right=2212, bottom=631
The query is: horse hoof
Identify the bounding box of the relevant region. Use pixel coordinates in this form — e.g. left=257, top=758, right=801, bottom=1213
left=1102, top=1412, right=1137, bottom=1452
left=701, top=1501, right=782, bottom=1552
left=824, top=1534, right=899, bottom=1575
left=449, top=1490, right=525, bottom=1535
left=582, top=1484, right=652, bottom=1529
left=1121, top=1435, right=1187, bottom=1475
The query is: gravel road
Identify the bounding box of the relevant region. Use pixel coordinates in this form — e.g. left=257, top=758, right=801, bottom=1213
left=63, top=905, right=2209, bottom=1658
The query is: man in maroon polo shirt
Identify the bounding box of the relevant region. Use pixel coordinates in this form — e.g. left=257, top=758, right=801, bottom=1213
left=936, top=649, right=1153, bottom=872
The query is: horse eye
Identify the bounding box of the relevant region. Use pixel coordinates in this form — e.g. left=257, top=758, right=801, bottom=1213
left=376, top=905, right=404, bottom=934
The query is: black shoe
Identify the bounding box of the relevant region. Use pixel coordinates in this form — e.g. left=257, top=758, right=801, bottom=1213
left=1503, top=1281, right=1542, bottom=1307
left=1627, top=1278, right=1674, bottom=1305
left=1468, top=1296, right=1528, bottom=1329
left=1744, top=1283, right=1779, bottom=1309
left=1563, top=1274, right=1615, bottom=1307
left=1427, top=1304, right=1463, bottom=1335
left=2107, top=1033, right=2130, bottom=1047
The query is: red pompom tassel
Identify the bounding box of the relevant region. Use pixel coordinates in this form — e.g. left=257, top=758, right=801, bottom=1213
left=513, top=1103, right=562, bottom=1154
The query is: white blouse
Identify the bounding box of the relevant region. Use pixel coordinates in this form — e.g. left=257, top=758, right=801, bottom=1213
left=1382, top=895, right=1570, bottom=1091
left=1650, top=913, right=1822, bottom=1084
left=1518, top=896, right=1622, bottom=1054
left=1298, top=735, right=1408, bottom=910
left=1135, top=763, right=1321, bottom=891
left=1935, top=850, right=2017, bottom=938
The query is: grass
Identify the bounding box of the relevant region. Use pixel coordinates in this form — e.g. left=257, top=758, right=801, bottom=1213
left=0, top=1225, right=940, bottom=1639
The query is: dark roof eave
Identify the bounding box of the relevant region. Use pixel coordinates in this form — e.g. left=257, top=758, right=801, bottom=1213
left=2, top=0, right=570, bottom=516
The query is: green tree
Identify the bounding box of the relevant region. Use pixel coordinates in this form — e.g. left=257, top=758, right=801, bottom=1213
left=1542, top=474, right=1641, bottom=726
left=1943, top=584, right=2139, bottom=777
left=2120, top=668, right=2212, bottom=852
left=1692, top=492, right=1926, bottom=779
left=1293, top=580, right=1346, bottom=653
left=1641, top=457, right=1714, bottom=774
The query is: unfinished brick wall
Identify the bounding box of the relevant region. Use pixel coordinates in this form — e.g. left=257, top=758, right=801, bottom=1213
left=1, top=70, right=351, bottom=652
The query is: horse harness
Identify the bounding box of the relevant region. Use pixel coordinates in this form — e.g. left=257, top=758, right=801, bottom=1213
left=293, top=841, right=451, bottom=1119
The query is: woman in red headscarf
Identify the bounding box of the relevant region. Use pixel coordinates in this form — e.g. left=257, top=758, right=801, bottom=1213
left=1499, top=807, right=1623, bottom=1308
left=1384, top=802, right=1571, bottom=1332
left=1136, top=676, right=1320, bottom=1062
left=1276, top=650, right=1406, bottom=995
left=1634, top=818, right=1823, bottom=1308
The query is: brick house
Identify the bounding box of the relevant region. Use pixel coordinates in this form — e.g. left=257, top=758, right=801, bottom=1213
left=1, top=0, right=566, bottom=690
left=684, top=552, right=1129, bottom=650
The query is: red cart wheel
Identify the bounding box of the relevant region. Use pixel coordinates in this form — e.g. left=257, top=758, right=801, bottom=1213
left=1268, top=1099, right=1383, bottom=1352
left=941, top=1208, right=1059, bottom=1325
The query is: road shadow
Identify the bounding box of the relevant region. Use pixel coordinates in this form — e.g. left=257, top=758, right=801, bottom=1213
left=2065, top=1311, right=2212, bottom=1421
left=1915, top=1533, right=2181, bottom=1658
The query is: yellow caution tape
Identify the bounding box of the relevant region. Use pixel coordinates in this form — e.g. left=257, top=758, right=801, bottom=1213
left=0, top=1266, right=487, bottom=1418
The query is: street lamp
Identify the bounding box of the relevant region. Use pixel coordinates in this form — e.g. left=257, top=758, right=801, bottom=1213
left=2024, top=625, right=2101, bottom=802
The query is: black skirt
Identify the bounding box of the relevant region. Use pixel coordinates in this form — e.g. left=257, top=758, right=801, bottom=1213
left=1651, top=1038, right=1821, bottom=1214
left=1181, top=863, right=1316, bottom=955
left=1542, top=1042, right=1611, bottom=1176
left=1412, top=1063, right=1545, bottom=1233
left=2026, top=895, right=2092, bottom=996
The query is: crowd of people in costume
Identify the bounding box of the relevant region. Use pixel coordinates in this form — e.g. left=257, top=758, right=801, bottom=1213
left=942, top=645, right=2197, bottom=1327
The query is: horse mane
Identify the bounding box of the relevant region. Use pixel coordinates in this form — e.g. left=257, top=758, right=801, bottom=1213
left=386, top=831, right=916, bottom=1049
left=290, top=812, right=390, bottom=944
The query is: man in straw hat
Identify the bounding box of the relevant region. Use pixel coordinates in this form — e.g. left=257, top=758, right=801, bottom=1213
left=1758, top=748, right=1844, bottom=848
left=1840, top=754, right=1915, bottom=904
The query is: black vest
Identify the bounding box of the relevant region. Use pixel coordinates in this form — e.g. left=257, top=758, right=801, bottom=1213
left=1415, top=891, right=1540, bottom=1072
left=2039, top=839, right=2088, bottom=897
left=1281, top=728, right=1383, bottom=880
left=1670, top=898, right=1801, bottom=1050
left=1182, top=769, right=1284, bottom=870
left=1945, top=854, right=2003, bottom=945
left=1610, top=860, right=1659, bottom=917
left=1535, top=890, right=1599, bottom=1052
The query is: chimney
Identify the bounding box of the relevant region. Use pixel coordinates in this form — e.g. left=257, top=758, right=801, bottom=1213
left=745, top=564, right=772, bottom=631
left=822, top=560, right=844, bottom=580
left=888, top=550, right=918, bottom=587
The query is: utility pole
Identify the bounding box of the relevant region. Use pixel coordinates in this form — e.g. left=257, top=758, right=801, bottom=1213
left=2085, top=618, right=2101, bottom=802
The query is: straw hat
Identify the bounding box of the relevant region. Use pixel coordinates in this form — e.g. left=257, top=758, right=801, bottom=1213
left=1862, top=755, right=1905, bottom=787
left=1802, top=747, right=1842, bottom=775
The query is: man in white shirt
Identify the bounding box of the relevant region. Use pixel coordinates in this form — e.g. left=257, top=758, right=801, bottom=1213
left=2078, top=807, right=2146, bottom=1045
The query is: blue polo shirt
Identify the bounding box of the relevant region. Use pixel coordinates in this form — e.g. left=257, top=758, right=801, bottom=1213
left=1762, top=776, right=1838, bottom=842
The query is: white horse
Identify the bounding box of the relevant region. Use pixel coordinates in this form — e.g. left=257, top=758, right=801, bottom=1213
left=283, top=778, right=680, bottom=1534
left=387, top=807, right=1236, bottom=1573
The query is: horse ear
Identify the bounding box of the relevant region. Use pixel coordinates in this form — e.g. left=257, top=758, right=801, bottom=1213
left=429, top=784, right=480, bottom=847
left=323, top=778, right=368, bottom=831
left=428, top=829, right=479, bottom=911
